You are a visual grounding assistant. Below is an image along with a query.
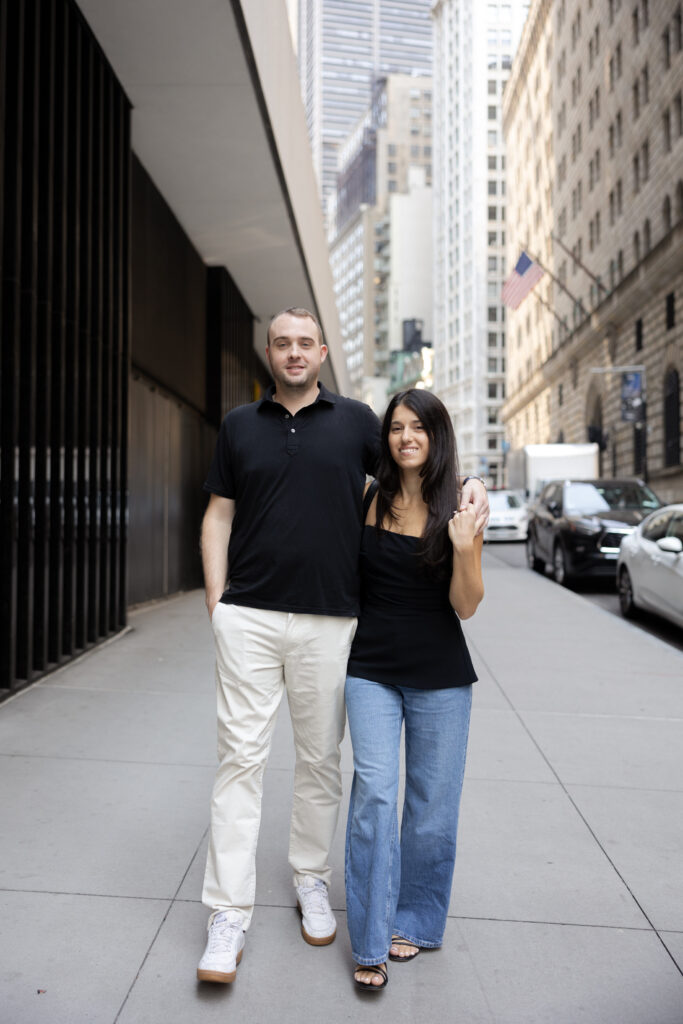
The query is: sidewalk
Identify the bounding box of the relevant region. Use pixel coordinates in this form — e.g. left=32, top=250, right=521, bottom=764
left=1, top=550, right=682, bottom=1024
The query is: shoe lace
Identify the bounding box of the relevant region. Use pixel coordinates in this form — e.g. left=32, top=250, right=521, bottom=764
left=207, top=918, right=242, bottom=955
left=299, top=882, right=329, bottom=916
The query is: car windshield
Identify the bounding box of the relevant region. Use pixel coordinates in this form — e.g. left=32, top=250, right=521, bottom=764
left=489, top=491, right=523, bottom=510
left=564, top=482, right=661, bottom=515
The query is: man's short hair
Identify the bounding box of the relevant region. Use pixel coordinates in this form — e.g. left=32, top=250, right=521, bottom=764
left=267, top=307, right=324, bottom=347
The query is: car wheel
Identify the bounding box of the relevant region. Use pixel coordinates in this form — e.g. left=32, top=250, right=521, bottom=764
left=552, top=543, right=571, bottom=586
left=526, top=534, right=544, bottom=573
left=618, top=566, right=637, bottom=618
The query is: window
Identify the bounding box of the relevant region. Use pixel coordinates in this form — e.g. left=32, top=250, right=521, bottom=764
left=488, top=307, right=498, bottom=322
left=642, top=64, right=649, bottom=104
left=488, top=80, right=497, bottom=95
left=635, top=317, right=643, bottom=351
left=633, top=230, right=641, bottom=263
left=663, top=27, right=671, bottom=69
left=644, top=218, right=651, bottom=252
left=675, top=5, right=683, bottom=52
left=666, top=291, right=675, bottom=329
left=488, top=155, right=497, bottom=170
left=388, top=144, right=397, bottom=156
left=488, top=131, right=498, bottom=146
left=663, top=195, right=672, bottom=232
left=488, top=383, right=498, bottom=399
left=664, top=108, right=672, bottom=153
left=664, top=368, right=681, bottom=466
left=488, top=332, right=498, bottom=347
left=488, top=206, right=498, bottom=220
left=633, top=153, right=640, bottom=193
left=642, top=510, right=674, bottom=542
left=633, top=79, right=640, bottom=118
left=388, top=180, right=397, bottom=192
left=388, top=162, right=397, bottom=174
left=676, top=93, right=683, bottom=138
left=641, top=0, right=649, bottom=27
left=642, top=139, right=650, bottom=181
left=633, top=5, right=639, bottom=44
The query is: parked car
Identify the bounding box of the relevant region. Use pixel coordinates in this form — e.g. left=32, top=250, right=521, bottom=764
left=484, top=489, right=529, bottom=542
left=617, top=504, right=683, bottom=628
left=526, top=478, right=662, bottom=585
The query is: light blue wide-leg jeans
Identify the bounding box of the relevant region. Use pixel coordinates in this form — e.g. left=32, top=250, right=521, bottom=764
left=345, top=675, right=472, bottom=965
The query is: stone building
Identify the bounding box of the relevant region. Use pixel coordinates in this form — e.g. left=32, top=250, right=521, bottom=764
left=503, top=0, right=683, bottom=501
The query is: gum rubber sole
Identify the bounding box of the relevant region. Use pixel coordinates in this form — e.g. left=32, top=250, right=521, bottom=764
left=297, top=900, right=336, bottom=946
left=197, top=948, right=243, bottom=983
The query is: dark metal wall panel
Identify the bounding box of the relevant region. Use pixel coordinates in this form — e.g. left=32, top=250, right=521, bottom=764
left=0, top=0, right=131, bottom=697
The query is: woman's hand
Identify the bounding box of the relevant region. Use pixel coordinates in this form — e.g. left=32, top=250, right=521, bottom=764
left=448, top=505, right=477, bottom=551
left=460, top=478, right=489, bottom=535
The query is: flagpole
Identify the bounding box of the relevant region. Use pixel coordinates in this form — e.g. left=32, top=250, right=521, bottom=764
left=550, top=232, right=609, bottom=296
left=532, top=289, right=569, bottom=334
left=522, top=243, right=585, bottom=311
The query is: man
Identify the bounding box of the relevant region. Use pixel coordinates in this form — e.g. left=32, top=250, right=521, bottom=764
left=197, top=308, right=488, bottom=983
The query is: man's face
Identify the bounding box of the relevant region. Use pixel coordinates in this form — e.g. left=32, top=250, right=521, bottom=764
left=266, top=313, right=327, bottom=390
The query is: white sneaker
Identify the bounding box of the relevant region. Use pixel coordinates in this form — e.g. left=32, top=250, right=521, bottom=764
left=295, top=876, right=336, bottom=946
left=197, top=910, right=245, bottom=983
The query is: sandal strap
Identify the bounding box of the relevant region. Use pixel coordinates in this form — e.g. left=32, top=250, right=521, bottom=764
left=355, top=964, right=388, bottom=982
left=391, top=937, right=418, bottom=948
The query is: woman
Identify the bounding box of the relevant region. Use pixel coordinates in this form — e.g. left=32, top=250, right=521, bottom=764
left=345, top=388, right=484, bottom=990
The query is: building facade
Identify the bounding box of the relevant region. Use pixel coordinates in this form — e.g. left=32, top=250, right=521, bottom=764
left=432, top=0, right=530, bottom=487
left=298, top=0, right=433, bottom=220
left=329, top=75, right=433, bottom=408
left=503, top=0, right=683, bottom=501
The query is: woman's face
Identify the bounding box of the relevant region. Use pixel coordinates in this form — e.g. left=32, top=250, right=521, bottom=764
left=387, top=403, right=430, bottom=471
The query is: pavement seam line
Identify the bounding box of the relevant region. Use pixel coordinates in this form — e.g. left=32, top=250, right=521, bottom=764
left=112, top=826, right=210, bottom=1023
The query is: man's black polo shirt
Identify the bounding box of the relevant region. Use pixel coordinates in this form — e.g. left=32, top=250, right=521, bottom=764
left=204, top=383, right=381, bottom=616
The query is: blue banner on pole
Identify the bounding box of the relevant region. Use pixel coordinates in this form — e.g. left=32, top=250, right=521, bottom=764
left=621, top=372, right=643, bottom=422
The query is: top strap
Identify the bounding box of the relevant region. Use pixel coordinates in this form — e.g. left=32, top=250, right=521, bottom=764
left=362, top=479, right=379, bottom=521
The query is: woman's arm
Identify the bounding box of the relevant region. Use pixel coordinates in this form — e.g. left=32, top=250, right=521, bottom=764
left=447, top=506, right=484, bottom=619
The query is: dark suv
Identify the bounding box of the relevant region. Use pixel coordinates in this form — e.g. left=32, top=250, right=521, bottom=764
left=526, top=479, right=662, bottom=585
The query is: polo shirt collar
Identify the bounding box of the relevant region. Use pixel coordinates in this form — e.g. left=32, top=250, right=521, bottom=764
left=259, top=382, right=337, bottom=410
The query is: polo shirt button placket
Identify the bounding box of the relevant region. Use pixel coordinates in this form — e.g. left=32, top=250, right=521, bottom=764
left=286, top=421, right=298, bottom=456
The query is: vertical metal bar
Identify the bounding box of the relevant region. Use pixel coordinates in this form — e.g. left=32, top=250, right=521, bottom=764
left=119, top=100, right=131, bottom=626
left=87, top=52, right=102, bottom=643
left=62, top=8, right=81, bottom=658
left=48, top=0, right=67, bottom=665
left=75, top=31, right=92, bottom=651
left=16, top=0, right=40, bottom=682
left=99, top=69, right=114, bottom=636
left=33, top=0, right=55, bottom=672
left=0, top=0, right=22, bottom=692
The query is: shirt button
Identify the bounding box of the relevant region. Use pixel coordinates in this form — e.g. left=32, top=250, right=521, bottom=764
left=291, top=428, right=296, bottom=433
left=284, top=414, right=290, bottom=419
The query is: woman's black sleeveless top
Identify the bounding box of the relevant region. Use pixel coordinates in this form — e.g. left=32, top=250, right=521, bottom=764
left=347, top=524, right=478, bottom=690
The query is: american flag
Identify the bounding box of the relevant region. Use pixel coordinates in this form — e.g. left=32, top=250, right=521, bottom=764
left=501, top=251, right=544, bottom=309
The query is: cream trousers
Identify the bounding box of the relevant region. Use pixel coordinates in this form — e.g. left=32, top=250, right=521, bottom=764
left=202, top=602, right=357, bottom=927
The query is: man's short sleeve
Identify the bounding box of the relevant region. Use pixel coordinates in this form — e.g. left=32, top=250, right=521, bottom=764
left=204, top=416, right=235, bottom=498
left=362, top=405, right=381, bottom=476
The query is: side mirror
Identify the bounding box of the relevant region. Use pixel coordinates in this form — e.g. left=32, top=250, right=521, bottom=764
left=656, top=536, right=683, bottom=555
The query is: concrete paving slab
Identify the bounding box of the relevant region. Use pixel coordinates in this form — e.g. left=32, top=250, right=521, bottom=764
left=0, top=890, right=168, bottom=1024
left=521, top=711, right=683, bottom=790
left=467, top=649, right=510, bottom=709
left=466, top=708, right=557, bottom=783
left=453, top=779, right=646, bottom=927
left=0, top=756, right=212, bottom=899
left=49, top=644, right=216, bottom=695
left=0, top=687, right=216, bottom=766
left=568, top=785, right=683, bottom=932
left=454, top=917, right=683, bottom=1024
left=118, top=901, right=493, bottom=1024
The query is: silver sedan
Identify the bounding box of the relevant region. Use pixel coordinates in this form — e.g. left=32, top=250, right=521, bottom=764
left=617, top=503, right=683, bottom=629
left=484, top=489, right=529, bottom=542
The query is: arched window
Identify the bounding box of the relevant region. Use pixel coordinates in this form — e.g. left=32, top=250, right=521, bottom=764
left=664, top=368, right=681, bottom=468
left=643, top=218, right=651, bottom=252
left=663, top=195, right=672, bottom=233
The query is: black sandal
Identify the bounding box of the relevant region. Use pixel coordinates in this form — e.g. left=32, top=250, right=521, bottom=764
left=388, top=936, right=421, bottom=962
left=354, top=963, right=388, bottom=990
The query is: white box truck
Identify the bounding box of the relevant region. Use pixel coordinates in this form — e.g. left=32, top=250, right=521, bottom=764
left=507, top=443, right=600, bottom=499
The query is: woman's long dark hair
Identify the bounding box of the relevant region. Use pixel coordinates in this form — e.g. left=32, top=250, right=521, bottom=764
left=375, top=389, right=461, bottom=575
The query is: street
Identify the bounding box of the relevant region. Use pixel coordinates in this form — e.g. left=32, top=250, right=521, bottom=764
left=485, top=541, right=683, bottom=653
